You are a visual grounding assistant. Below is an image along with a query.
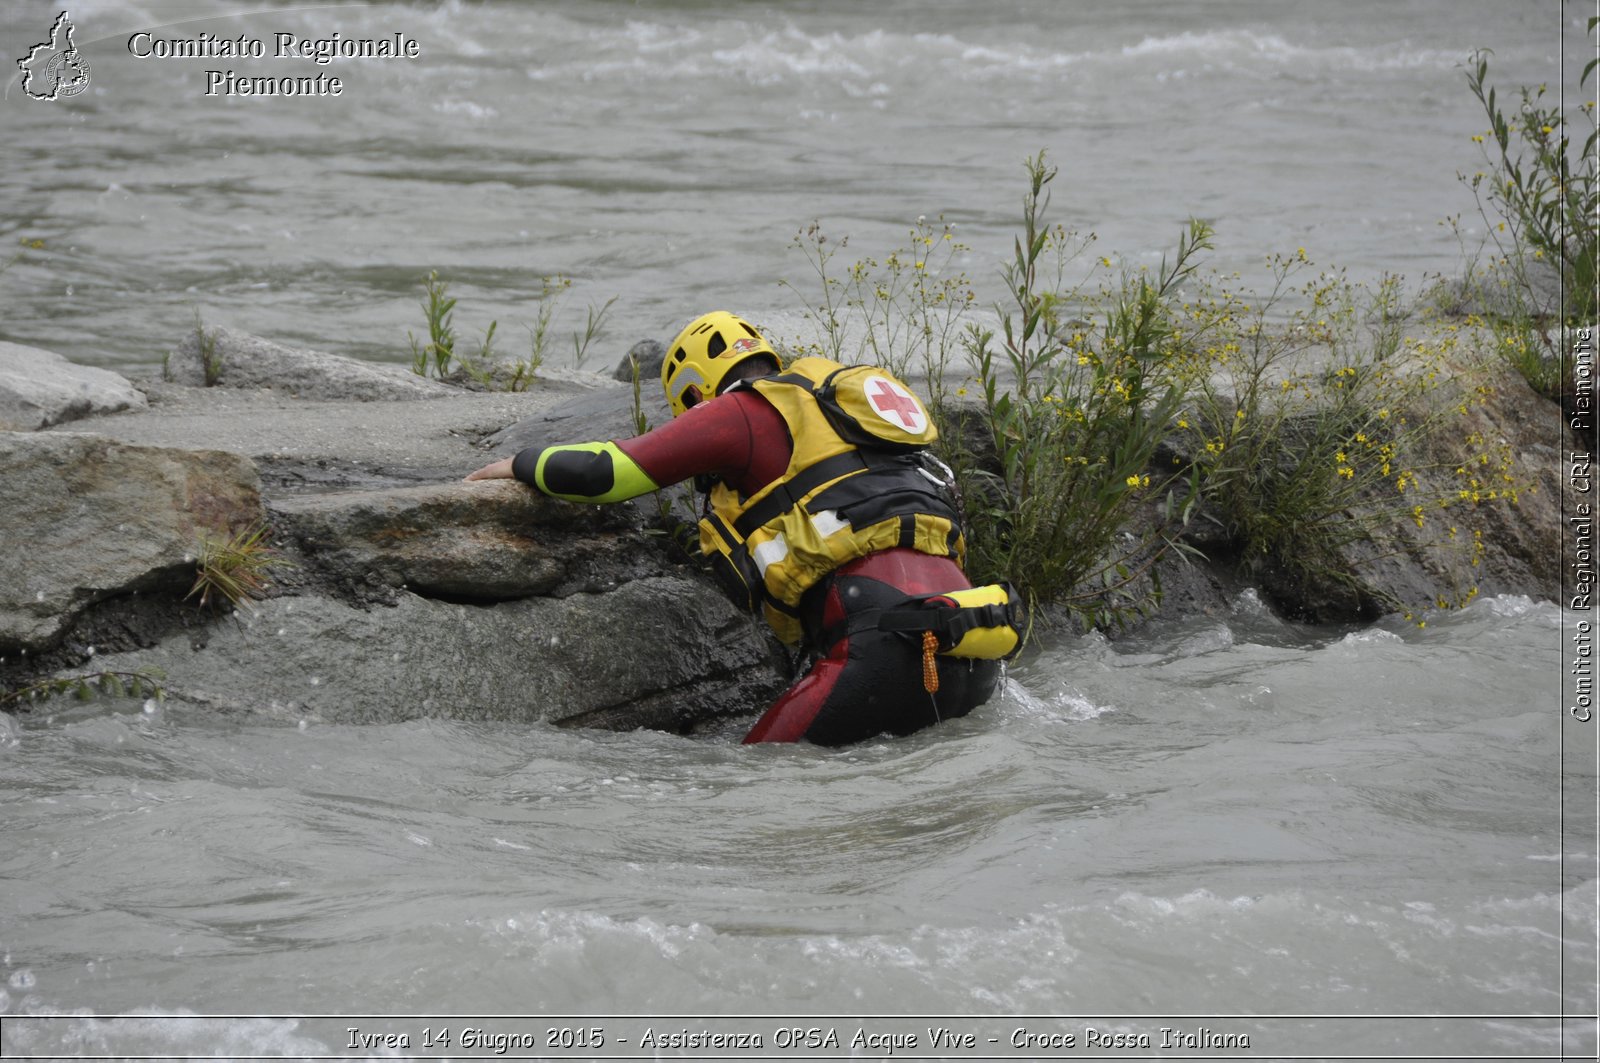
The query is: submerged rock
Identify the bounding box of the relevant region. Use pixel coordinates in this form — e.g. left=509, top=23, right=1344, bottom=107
left=0, top=341, right=147, bottom=430
left=0, top=431, right=262, bottom=652
left=83, top=579, right=785, bottom=730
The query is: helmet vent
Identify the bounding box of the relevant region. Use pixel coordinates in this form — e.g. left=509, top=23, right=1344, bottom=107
left=740, top=321, right=758, bottom=338
left=706, top=332, right=727, bottom=358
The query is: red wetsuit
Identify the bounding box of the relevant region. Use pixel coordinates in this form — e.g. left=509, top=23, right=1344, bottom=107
left=611, top=389, right=999, bottom=745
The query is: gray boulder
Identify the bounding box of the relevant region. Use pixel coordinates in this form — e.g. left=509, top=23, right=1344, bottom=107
left=0, top=432, right=263, bottom=652
left=167, top=326, right=456, bottom=402
left=612, top=338, right=666, bottom=382
left=0, top=341, right=147, bottom=430
left=269, top=480, right=663, bottom=601
left=84, top=579, right=786, bottom=730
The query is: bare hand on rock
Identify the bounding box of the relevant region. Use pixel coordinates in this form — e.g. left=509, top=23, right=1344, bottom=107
left=464, top=457, right=515, bottom=481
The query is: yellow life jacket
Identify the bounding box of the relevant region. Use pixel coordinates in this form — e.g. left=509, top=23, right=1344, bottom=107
left=698, top=357, right=965, bottom=645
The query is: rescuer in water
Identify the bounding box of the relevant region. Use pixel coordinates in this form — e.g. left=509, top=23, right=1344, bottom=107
left=465, top=311, right=1019, bottom=745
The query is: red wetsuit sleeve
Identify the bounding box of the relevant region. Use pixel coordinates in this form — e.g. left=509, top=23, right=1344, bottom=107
left=615, top=388, right=791, bottom=497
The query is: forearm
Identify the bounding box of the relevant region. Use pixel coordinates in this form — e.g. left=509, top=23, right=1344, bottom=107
left=512, top=441, right=660, bottom=503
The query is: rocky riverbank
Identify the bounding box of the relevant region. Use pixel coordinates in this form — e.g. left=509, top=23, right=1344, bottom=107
left=0, top=326, right=1573, bottom=732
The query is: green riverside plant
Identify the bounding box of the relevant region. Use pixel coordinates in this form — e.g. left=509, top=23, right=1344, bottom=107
left=187, top=522, right=292, bottom=611
left=1453, top=17, right=1598, bottom=402
left=193, top=308, right=223, bottom=386
left=788, top=152, right=1208, bottom=628
left=784, top=149, right=1530, bottom=633
left=1170, top=252, right=1521, bottom=621
left=408, top=270, right=458, bottom=379
left=410, top=271, right=617, bottom=389
left=1, top=667, right=167, bottom=709
left=959, top=153, right=1207, bottom=626
left=1465, top=18, right=1598, bottom=326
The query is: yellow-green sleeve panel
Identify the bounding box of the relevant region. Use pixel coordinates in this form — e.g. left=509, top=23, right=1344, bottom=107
left=510, top=442, right=660, bottom=504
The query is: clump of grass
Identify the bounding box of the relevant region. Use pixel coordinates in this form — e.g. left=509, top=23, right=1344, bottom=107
left=193, top=308, right=223, bottom=386
left=186, top=523, right=291, bottom=611
left=1, top=666, right=166, bottom=709
left=622, top=354, right=701, bottom=549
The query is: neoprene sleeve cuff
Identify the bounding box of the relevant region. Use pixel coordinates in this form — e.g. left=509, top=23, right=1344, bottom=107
left=511, top=447, right=544, bottom=487
left=513, top=442, right=660, bottom=504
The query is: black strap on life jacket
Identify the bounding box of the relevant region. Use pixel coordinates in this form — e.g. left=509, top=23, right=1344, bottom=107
left=813, top=594, right=1014, bottom=657
left=731, top=448, right=958, bottom=540
left=732, top=450, right=869, bottom=538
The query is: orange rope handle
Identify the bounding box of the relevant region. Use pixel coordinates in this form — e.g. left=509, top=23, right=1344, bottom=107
left=921, top=630, right=940, bottom=694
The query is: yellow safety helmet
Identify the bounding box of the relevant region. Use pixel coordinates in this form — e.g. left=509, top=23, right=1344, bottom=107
left=661, top=311, right=778, bottom=418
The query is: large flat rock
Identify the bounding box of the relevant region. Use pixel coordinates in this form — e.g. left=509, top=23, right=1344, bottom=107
left=268, top=480, right=662, bottom=601
left=56, top=382, right=593, bottom=488
left=0, top=432, right=263, bottom=652
left=0, top=341, right=147, bottom=430
left=166, top=326, right=458, bottom=402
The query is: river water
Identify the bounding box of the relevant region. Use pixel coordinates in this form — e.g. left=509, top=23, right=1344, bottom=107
left=1, top=1, right=1595, bottom=1059
left=0, top=595, right=1592, bottom=1058
left=0, top=0, right=1587, bottom=370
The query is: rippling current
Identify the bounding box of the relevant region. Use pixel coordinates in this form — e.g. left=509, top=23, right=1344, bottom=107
left=0, top=0, right=1585, bottom=369
left=0, top=595, right=1592, bottom=1058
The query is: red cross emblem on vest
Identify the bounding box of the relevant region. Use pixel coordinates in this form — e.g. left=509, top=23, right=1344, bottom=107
left=865, top=375, right=927, bottom=433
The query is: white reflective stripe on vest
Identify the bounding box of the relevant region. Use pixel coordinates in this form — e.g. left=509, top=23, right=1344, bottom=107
left=810, top=510, right=850, bottom=538
left=751, top=532, right=789, bottom=576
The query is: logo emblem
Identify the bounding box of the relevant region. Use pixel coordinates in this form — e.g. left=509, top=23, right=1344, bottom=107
left=17, top=11, right=91, bottom=101
left=730, top=337, right=762, bottom=355
left=864, top=375, right=927, bottom=434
